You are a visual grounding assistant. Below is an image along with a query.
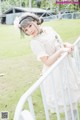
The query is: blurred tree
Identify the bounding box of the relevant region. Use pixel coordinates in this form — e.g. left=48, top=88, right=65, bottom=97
left=36, top=0, right=41, bottom=8
left=0, top=0, right=80, bottom=13
left=22, top=2, right=25, bottom=7
left=78, top=0, right=80, bottom=8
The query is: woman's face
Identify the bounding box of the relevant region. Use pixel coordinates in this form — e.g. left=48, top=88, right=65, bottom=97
left=22, top=21, right=39, bottom=37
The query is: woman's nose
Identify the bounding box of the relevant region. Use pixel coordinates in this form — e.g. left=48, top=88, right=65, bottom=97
left=28, top=28, right=33, bottom=33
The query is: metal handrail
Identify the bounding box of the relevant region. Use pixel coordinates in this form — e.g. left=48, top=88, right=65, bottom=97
left=14, top=36, right=80, bottom=120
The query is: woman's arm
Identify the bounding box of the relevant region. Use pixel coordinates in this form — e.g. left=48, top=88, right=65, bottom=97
left=40, top=46, right=73, bottom=67
left=40, top=48, right=66, bottom=66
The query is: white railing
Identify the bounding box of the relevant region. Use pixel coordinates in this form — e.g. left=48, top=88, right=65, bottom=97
left=61, top=12, right=80, bottom=19
left=14, top=36, right=80, bottom=120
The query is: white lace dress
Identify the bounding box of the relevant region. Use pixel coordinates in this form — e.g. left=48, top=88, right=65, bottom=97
left=30, top=26, right=80, bottom=112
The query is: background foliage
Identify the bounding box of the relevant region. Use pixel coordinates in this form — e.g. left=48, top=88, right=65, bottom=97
left=1, top=0, right=80, bottom=13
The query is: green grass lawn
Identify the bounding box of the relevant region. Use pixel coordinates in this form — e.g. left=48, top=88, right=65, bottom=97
left=0, top=20, right=80, bottom=120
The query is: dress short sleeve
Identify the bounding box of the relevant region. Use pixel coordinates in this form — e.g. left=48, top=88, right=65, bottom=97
left=30, top=40, right=49, bottom=61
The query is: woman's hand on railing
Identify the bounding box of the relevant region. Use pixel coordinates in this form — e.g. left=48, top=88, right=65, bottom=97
left=63, top=47, right=73, bottom=54
left=60, top=47, right=73, bottom=54
left=63, top=42, right=74, bottom=54
left=64, top=42, right=74, bottom=50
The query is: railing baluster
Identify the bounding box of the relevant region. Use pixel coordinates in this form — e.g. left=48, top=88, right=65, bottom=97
left=73, top=36, right=80, bottom=72
left=76, top=103, right=80, bottom=120
left=40, top=84, right=50, bottom=120
left=59, top=60, right=68, bottom=120
left=51, top=72, right=61, bottom=120
left=64, top=57, right=75, bottom=120
left=28, top=96, right=36, bottom=119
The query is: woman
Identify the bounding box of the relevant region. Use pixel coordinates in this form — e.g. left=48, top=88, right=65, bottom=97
left=14, top=12, right=80, bottom=119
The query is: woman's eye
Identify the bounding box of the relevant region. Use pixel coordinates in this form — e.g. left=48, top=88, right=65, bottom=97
left=25, top=29, right=28, bottom=32
left=29, top=24, right=32, bottom=28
